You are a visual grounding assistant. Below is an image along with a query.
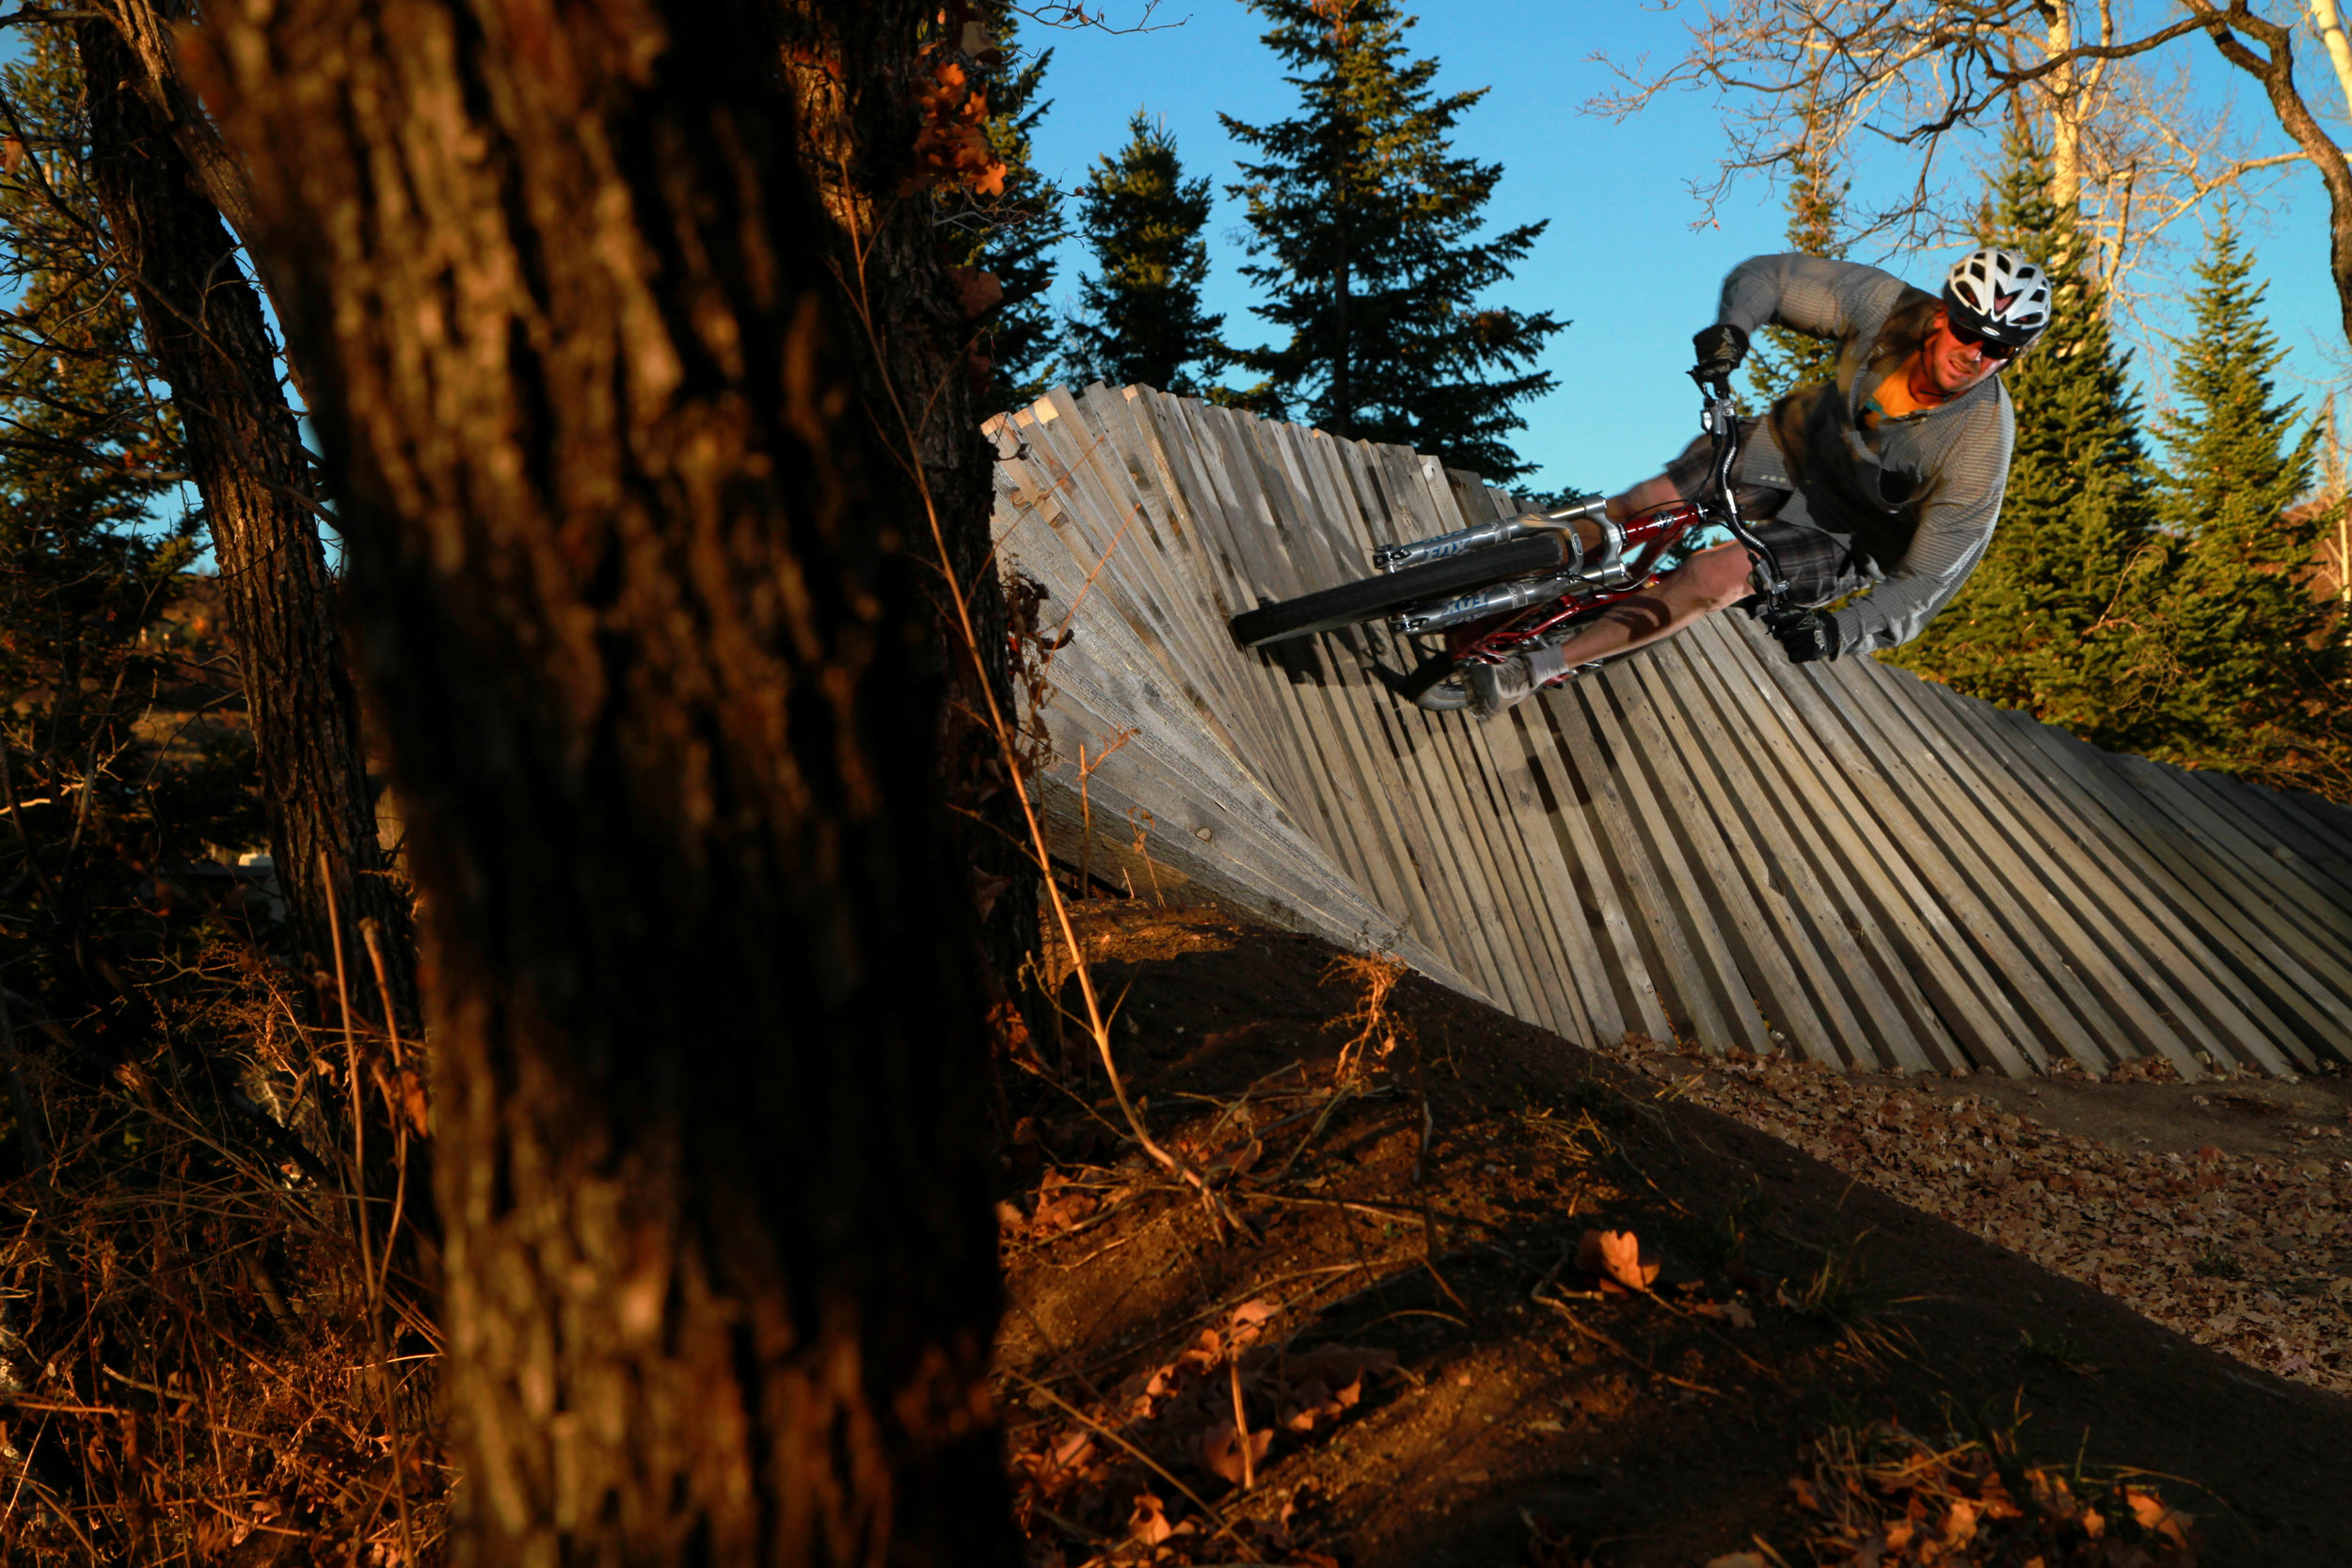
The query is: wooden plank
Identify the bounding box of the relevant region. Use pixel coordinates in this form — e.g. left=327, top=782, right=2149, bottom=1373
left=1350, top=449, right=1589, bottom=1033
left=2176, top=772, right=2352, bottom=906
left=1752, top=648, right=2110, bottom=1074
left=1127, top=391, right=1343, bottom=806
left=1692, top=616, right=2035, bottom=1073
left=1259, top=420, right=1587, bottom=1038
left=1611, top=651, right=1853, bottom=1061
left=1228, top=412, right=1525, bottom=990
left=1136, top=394, right=1371, bottom=871
left=1865, top=656, right=2282, bottom=1072
left=1059, top=386, right=1296, bottom=786
left=1628, top=641, right=1903, bottom=1069
left=1190, top=403, right=1487, bottom=964
left=1536, top=673, right=1761, bottom=1052
left=1012, top=396, right=1277, bottom=783
left=1511, top=698, right=1678, bottom=1041
left=1200, top=412, right=1438, bottom=928
left=1661, top=627, right=1950, bottom=1069
left=2107, top=752, right=2352, bottom=951
left=1449, top=482, right=1630, bottom=1044
left=1843, top=657, right=2219, bottom=1077
left=2095, top=754, right=2352, bottom=1039
left=2253, top=784, right=2352, bottom=877
left=1979, top=708, right=2342, bottom=1071
left=1295, top=427, right=1534, bottom=1000
left=1822, top=657, right=2164, bottom=1072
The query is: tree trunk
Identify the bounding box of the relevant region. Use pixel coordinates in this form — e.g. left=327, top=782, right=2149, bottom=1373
left=87, top=0, right=306, bottom=383
left=779, top=4, right=1041, bottom=1064
left=184, top=0, right=1016, bottom=1560
left=2192, top=2, right=2352, bottom=356
left=76, top=17, right=417, bottom=1019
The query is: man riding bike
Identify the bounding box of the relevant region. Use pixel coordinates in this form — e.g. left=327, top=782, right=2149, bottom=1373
left=1469, top=246, right=2053, bottom=716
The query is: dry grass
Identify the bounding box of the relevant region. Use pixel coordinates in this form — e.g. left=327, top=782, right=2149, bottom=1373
left=1781, top=1414, right=2201, bottom=1566
left=2, top=940, right=442, bottom=1564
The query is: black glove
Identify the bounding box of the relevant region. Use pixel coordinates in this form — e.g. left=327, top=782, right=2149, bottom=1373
left=1692, top=322, right=1750, bottom=384
left=1763, top=606, right=1841, bottom=664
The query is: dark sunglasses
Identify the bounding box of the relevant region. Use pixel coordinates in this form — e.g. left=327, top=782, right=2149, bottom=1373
left=1947, top=321, right=2022, bottom=362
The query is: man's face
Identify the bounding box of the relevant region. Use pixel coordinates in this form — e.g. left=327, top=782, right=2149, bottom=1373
left=1922, top=306, right=2014, bottom=396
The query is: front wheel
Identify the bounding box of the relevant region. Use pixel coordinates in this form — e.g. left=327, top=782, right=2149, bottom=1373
left=1228, top=533, right=1566, bottom=649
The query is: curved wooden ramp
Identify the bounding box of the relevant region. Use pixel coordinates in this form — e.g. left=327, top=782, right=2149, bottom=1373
left=990, top=384, right=2352, bottom=1079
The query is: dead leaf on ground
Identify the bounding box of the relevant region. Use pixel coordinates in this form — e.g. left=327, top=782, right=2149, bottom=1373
left=1201, top=1418, right=1273, bottom=1484
left=1577, top=1227, right=1660, bottom=1291
left=1129, top=1490, right=1175, bottom=1545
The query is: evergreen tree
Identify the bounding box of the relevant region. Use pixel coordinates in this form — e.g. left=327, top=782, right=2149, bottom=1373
left=948, top=5, right=1062, bottom=410
left=1887, top=121, right=2162, bottom=747
left=0, top=36, right=252, bottom=1023
left=1222, top=0, right=1563, bottom=480
left=1066, top=112, right=1230, bottom=396
left=2139, top=214, right=2348, bottom=786
left=1746, top=114, right=1846, bottom=406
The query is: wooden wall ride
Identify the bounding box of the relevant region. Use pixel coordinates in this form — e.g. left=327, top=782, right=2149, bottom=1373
left=989, top=385, right=2352, bottom=1079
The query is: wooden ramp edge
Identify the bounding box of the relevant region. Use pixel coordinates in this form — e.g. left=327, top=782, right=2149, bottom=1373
left=989, top=384, right=2352, bottom=1080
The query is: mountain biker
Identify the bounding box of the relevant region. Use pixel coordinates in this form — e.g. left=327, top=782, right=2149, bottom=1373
left=1469, top=247, right=2052, bottom=716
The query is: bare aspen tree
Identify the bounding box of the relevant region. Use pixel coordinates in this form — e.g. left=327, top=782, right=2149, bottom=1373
left=185, top=0, right=1017, bottom=1560
left=1590, top=2, right=2352, bottom=347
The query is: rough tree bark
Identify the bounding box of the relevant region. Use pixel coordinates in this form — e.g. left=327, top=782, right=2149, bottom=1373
left=75, top=17, right=416, bottom=1015
left=186, top=0, right=1015, bottom=1560
left=86, top=0, right=300, bottom=360
left=778, top=5, right=1041, bottom=1058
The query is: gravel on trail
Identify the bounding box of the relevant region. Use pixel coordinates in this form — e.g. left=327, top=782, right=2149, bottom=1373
left=1593, top=1035, right=2352, bottom=1397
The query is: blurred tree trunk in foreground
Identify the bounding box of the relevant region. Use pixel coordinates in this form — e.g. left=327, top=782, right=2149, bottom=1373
left=781, top=4, right=1041, bottom=1067
left=188, top=0, right=1015, bottom=1560
left=75, top=16, right=416, bottom=1016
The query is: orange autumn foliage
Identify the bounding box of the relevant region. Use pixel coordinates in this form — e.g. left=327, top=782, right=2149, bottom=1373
left=905, top=57, right=1006, bottom=197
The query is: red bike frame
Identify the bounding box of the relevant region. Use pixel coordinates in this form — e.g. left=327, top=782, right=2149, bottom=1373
left=1440, top=500, right=1701, bottom=666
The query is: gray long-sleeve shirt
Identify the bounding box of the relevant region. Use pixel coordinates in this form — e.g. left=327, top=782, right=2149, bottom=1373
left=1715, top=253, right=2015, bottom=654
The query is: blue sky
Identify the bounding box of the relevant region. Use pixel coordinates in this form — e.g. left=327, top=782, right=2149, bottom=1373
left=1015, top=1, right=2349, bottom=498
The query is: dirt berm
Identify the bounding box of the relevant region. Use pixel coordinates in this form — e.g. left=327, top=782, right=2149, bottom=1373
left=995, top=903, right=2352, bottom=1567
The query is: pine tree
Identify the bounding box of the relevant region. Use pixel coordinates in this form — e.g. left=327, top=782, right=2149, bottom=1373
left=0, top=36, right=250, bottom=1020
left=1746, top=115, right=1846, bottom=406
left=1066, top=112, right=1230, bottom=396
left=1887, top=121, right=2161, bottom=746
left=1222, top=0, right=1563, bottom=480
left=2139, top=214, right=2348, bottom=786
left=949, top=4, right=1062, bottom=410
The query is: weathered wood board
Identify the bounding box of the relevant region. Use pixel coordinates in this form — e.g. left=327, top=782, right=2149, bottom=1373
left=990, top=386, right=2352, bottom=1078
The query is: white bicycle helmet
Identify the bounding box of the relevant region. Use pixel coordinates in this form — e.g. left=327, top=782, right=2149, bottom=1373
left=1942, top=247, right=2052, bottom=349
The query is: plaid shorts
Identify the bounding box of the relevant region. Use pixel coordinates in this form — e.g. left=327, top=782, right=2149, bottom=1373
left=1661, top=425, right=1868, bottom=609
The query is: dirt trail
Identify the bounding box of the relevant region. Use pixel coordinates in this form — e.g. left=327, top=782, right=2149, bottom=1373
left=995, top=904, right=2352, bottom=1567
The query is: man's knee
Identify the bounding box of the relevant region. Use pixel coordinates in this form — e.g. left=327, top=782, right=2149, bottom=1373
left=1669, top=542, right=1752, bottom=607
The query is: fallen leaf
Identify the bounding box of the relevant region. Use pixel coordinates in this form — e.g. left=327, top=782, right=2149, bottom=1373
left=1129, top=1491, right=1173, bottom=1545
left=1201, top=1419, right=1273, bottom=1484
left=1703, top=1555, right=1768, bottom=1568
left=2127, top=1487, right=2196, bottom=1544
left=1231, top=1298, right=1278, bottom=1338
left=1577, top=1227, right=1660, bottom=1291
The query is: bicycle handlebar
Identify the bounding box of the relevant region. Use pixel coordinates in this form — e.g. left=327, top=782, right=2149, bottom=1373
left=1687, top=368, right=1793, bottom=614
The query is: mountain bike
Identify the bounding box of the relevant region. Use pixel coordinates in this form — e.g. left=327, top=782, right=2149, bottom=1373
left=1227, top=365, right=1796, bottom=708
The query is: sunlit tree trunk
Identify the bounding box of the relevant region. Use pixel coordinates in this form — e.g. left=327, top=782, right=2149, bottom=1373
left=186, top=0, right=1016, bottom=1560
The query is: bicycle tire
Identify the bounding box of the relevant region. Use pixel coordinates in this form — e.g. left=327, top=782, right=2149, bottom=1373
left=1229, top=533, right=1566, bottom=649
